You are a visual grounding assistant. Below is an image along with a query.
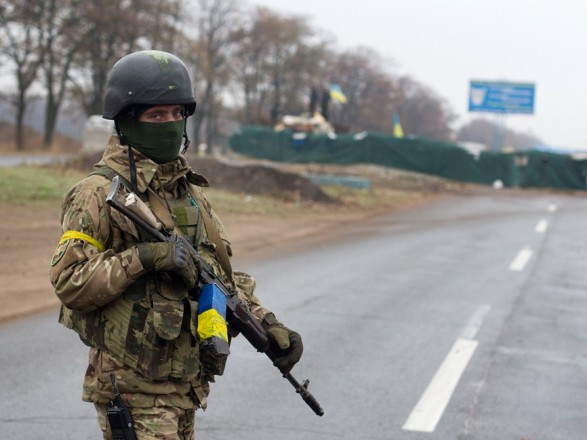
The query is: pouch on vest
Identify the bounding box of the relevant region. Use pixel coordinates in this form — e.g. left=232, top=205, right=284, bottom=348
left=172, top=205, right=202, bottom=246
left=197, top=284, right=230, bottom=375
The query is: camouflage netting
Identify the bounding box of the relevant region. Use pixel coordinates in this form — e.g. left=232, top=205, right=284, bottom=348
left=230, top=126, right=587, bottom=191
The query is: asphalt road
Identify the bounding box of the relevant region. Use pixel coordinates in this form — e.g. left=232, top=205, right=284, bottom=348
left=2, top=189, right=587, bottom=439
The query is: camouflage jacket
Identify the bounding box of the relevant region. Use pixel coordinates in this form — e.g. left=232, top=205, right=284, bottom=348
left=49, top=136, right=269, bottom=408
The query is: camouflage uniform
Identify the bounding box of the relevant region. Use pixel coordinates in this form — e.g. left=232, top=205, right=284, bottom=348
left=50, top=136, right=270, bottom=439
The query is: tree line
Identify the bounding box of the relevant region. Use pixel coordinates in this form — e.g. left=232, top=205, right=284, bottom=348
left=0, top=0, right=537, bottom=152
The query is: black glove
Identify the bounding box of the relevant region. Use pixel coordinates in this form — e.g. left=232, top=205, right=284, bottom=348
left=137, top=241, right=197, bottom=289
left=262, top=313, right=303, bottom=374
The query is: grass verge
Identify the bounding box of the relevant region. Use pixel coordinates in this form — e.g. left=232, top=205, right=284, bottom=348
left=0, top=166, right=86, bottom=204
left=0, top=165, right=431, bottom=215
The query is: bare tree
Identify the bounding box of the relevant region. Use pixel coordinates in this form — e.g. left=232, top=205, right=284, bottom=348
left=69, top=1, right=143, bottom=116
left=0, top=0, right=44, bottom=150
left=457, top=117, right=543, bottom=151
left=278, top=29, right=330, bottom=117
left=327, top=47, right=399, bottom=133
left=138, top=0, right=183, bottom=50
left=39, top=0, right=91, bottom=148
left=184, top=0, right=240, bottom=151
left=69, top=0, right=184, bottom=117
left=231, top=7, right=324, bottom=125
left=0, top=0, right=462, bottom=151
left=228, top=7, right=455, bottom=139
left=396, top=76, right=456, bottom=141
left=230, top=15, right=269, bottom=124
left=260, top=9, right=314, bottom=118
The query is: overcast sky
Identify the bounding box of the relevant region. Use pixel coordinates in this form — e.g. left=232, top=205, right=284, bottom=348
left=253, top=0, right=587, bottom=151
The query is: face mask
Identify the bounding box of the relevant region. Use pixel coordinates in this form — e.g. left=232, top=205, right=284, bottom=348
left=118, top=119, right=185, bottom=164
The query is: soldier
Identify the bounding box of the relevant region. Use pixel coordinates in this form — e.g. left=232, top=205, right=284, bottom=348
left=49, top=50, right=303, bottom=440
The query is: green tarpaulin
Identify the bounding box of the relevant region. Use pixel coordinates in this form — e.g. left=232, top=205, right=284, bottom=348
left=230, top=126, right=587, bottom=191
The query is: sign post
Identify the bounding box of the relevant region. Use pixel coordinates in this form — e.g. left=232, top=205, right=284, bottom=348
left=469, top=81, right=535, bottom=114
left=468, top=80, right=536, bottom=150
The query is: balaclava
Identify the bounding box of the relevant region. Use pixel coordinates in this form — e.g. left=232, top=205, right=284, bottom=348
left=116, top=106, right=187, bottom=164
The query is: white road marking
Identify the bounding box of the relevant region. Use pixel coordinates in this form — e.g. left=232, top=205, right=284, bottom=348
left=402, top=338, right=479, bottom=433
left=547, top=204, right=558, bottom=212
left=535, top=219, right=548, bottom=234
left=509, top=247, right=533, bottom=271
left=403, top=306, right=490, bottom=433
left=460, top=304, right=491, bottom=340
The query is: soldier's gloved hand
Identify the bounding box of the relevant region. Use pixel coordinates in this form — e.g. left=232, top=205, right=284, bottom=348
left=137, top=241, right=197, bottom=288
left=262, top=313, right=303, bottom=374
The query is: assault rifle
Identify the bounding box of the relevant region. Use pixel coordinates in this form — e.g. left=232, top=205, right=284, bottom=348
left=106, top=175, right=324, bottom=417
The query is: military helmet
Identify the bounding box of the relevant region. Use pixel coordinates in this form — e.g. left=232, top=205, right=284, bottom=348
left=102, top=50, right=197, bottom=120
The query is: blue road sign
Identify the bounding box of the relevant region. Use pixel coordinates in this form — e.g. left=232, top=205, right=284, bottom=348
left=469, top=80, right=535, bottom=114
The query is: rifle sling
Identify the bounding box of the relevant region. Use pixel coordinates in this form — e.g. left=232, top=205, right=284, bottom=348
left=146, top=187, right=176, bottom=231
left=92, top=166, right=234, bottom=285
left=188, top=187, right=235, bottom=287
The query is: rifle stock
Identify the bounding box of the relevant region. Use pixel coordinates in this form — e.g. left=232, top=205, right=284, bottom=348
left=106, top=176, right=324, bottom=416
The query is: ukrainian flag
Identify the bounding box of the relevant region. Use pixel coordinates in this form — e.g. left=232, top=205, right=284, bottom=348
left=393, top=112, right=404, bottom=138
left=197, top=284, right=228, bottom=343
left=329, top=84, right=348, bottom=104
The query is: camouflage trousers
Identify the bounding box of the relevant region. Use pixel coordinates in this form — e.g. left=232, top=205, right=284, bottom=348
left=95, top=403, right=195, bottom=440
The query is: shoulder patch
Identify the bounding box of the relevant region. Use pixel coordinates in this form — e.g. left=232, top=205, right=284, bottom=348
left=51, top=240, right=69, bottom=266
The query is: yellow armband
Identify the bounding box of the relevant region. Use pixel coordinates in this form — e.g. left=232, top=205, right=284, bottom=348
left=59, top=230, right=105, bottom=252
